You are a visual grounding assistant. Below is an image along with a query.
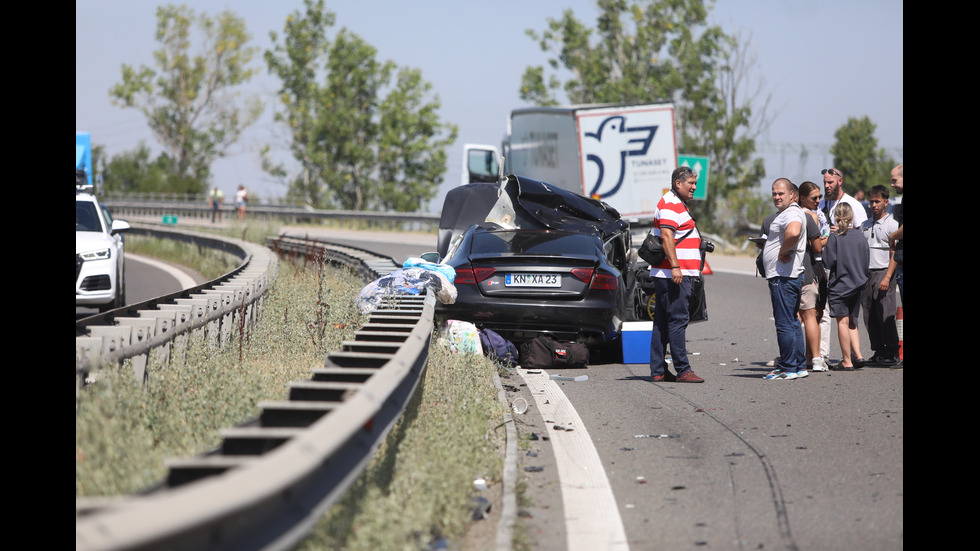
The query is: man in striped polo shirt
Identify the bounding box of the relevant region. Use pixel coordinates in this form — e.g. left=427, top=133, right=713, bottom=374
left=649, top=166, right=705, bottom=383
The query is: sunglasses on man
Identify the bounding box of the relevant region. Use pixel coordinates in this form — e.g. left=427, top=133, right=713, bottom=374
left=821, top=168, right=840, bottom=178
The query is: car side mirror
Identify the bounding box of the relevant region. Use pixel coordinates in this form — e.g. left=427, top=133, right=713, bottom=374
left=111, top=220, right=131, bottom=235
left=419, top=251, right=441, bottom=264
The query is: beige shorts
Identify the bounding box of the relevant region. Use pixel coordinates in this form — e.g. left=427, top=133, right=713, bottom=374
left=800, top=280, right=818, bottom=310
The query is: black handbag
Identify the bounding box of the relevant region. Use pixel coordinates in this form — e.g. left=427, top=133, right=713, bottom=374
left=638, top=229, right=690, bottom=266
left=637, top=232, right=666, bottom=265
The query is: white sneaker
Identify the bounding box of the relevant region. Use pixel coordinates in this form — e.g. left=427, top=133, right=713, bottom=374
left=766, top=357, right=779, bottom=367
left=810, top=357, right=829, bottom=372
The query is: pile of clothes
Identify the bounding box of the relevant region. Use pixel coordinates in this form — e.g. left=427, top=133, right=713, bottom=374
left=355, top=257, right=457, bottom=314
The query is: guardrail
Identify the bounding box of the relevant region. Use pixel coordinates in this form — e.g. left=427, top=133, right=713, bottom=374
left=76, top=228, right=438, bottom=551
left=75, top=225, right=279, bottom=387
left=102, top=199, right=441, bottom=232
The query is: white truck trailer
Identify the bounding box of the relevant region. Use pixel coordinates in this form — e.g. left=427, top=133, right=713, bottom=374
left=463, top=103, right=678, bottom=221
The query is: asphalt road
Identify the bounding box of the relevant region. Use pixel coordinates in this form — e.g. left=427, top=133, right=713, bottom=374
left=516, top=271, right=903, bottom=551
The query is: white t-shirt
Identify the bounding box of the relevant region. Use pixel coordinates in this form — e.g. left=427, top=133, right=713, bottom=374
left=819, top=192, right=867, bottom=229
left=763, top=204, right=807, bottom=279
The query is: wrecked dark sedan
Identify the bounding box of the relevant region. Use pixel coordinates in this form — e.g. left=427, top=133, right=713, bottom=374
left=434, top=175, right=645, bottom=353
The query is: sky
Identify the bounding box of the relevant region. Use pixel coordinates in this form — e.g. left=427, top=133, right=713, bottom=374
left=76, top=1, right=903, bottom=212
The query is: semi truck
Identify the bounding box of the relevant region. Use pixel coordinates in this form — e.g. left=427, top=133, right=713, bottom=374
left=462, top=103, right=678, bottom=221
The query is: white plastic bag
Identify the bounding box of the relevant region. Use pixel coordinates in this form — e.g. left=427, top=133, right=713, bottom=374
left=436, top=319, right=484, bottom=355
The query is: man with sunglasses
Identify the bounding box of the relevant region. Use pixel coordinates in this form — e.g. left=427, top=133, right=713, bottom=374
left=817, top=168, right=868, bottom=368
left=818, top=168, right=867, bottom=232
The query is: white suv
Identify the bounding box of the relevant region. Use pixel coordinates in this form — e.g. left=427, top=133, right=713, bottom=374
left=76, top=185, right=130, bottom=311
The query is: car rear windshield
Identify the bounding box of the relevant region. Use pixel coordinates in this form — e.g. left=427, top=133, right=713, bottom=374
left=472, top=231, right=598, bottom=256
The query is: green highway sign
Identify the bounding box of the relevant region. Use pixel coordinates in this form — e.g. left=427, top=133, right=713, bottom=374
left=162, top=215, right=178, bottom=225
left=678, top=155, right=709, bottom=200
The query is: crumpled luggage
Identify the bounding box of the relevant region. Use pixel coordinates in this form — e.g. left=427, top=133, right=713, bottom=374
left=479, top=328, right=519, bottom=367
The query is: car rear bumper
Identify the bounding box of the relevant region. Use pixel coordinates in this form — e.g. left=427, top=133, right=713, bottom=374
left=435, top=299, right=621, bottom=345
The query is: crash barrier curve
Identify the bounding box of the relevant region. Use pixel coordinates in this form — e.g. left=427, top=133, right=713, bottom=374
left=75, top=224, right=280, bottom=388
left=76, top=233, right=438, bottom=551
left=102, top=199, right=440, bottom=232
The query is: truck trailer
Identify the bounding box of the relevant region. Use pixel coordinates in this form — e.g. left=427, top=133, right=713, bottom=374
left=463, top=103, right=678, bottom=221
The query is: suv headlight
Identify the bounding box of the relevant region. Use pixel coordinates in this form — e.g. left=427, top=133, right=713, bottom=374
left=79, top=248, right=112, bottom=261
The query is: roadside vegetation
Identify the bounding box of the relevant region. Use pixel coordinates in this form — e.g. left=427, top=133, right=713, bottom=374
left=76, top=228, right=510, bottom=550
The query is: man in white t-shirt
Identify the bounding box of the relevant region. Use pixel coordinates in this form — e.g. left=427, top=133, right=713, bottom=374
left=818, top=168, right=867, bottom=231
left=762, top=178, right=808, bottom=380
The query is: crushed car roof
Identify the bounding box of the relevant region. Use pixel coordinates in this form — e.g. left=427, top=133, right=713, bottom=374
left=437, top=174, right=628, bottom=257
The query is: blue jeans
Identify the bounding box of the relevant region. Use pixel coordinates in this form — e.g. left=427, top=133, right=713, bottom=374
left=768, top=274, right=805, bottom=372
left=650, top=276, right=692, bottom=377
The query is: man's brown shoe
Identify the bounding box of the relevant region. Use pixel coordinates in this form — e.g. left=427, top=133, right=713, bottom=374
left=675, top=370, right=704, bottom=383
left=651, top=372, right=677, bottom=382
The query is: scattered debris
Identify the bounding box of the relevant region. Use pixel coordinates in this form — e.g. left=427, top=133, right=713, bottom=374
left=549, top=374, right=589, bottom=382
left=552, top=425, right=574, bottom=431
left=524, top=466, right=544, bottom=472
left=512, top=398, right=528, bottom=414
left=620, top=447, right=635, bottom=451
left=636, top=476, right=647, bottom=484
left=634, top=433, right=680, bottom=439
left=473, top=477, right=487, bottom=491
left=469, top=495, right=492, bottom=520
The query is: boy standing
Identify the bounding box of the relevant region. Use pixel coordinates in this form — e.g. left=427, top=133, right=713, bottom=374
left=860, top=185, right=900, bottom=365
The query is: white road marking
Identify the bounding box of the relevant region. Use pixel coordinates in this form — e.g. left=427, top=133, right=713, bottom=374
left=518, top=369, right=630, bottom=551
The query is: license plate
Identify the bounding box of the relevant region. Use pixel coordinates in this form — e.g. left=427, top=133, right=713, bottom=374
left=505, top=273, right=560, bottom=287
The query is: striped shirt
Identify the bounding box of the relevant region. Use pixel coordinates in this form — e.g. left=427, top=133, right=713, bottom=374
left=651, top=190, right=702, bottom=278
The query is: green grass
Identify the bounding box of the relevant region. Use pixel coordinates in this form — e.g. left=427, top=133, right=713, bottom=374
left=76, top=237, right=510, bottom=550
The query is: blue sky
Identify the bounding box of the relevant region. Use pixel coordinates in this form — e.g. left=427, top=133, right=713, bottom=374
left=76, top=1, right=903, bottom=210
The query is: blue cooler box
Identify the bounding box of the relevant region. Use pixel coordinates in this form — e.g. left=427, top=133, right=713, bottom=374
left=621, top=321, right=653, bottom=364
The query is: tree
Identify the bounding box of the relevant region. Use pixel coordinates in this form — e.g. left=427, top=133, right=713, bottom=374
left=376, top=67, right=457, bottom=211
left=109, top=4, right=263, bottom=194
left=828, top=117, right=896, bottom=194
left=520, top=0, right=775, bottom=235
left=101, top=142, right=185, bottom=194
left=264, top=0, right=456, bottom=211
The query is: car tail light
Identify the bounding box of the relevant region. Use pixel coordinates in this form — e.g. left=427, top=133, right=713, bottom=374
left=591, top=273, right=618, bottom=290
left=455, top=266, right=496, bottom=284
left=571, top=268, right=618, bottom=290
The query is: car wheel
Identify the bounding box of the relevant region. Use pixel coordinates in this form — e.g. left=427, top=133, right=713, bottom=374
left=633, top=285, right=655, bottom=321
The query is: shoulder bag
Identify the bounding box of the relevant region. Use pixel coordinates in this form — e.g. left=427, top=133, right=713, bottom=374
left=638, top=229, right=690, bottom=266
